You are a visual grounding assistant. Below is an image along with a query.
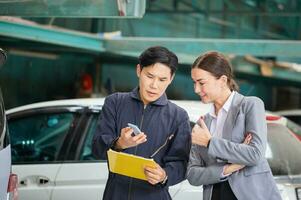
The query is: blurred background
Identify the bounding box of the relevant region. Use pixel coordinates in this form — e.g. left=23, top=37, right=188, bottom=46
left=0, top=0, right=301, bottom=111
left=2, top=2, right=301, bottom=200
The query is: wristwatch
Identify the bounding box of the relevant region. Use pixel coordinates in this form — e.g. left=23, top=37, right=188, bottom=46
left=111, top=137, right=122, bottom=151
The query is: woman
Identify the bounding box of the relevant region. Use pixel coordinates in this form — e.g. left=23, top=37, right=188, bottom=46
left=186, top=51, right=281, bottom=200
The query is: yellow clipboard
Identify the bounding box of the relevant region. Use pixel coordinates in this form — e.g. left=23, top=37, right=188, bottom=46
left=107, top=149, right=157, bottom=180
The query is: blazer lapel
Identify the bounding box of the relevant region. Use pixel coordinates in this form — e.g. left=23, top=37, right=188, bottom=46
left=204, top=113, right=213, bottom=131
left=222, top=92, right=245, bottom=140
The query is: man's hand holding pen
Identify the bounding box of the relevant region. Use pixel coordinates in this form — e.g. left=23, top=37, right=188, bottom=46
left=144, top=164, right=167, bottom=185
left=191, top=117, right=212, bottom=147
left=115, top=127, right=147, bottom=150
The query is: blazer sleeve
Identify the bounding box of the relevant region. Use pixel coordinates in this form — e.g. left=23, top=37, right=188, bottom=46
left=186, top=144, right=226, bottom=186
left=162, top=112, right=191, bottom=187
left=92, top=94, right=118, bottom=160
left=208, top=97, right=267, bottom=166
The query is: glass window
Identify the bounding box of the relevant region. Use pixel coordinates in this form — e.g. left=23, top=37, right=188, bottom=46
left=80, top=113, right=104, bottom=161
left=8, top=113, right=75, bottom=164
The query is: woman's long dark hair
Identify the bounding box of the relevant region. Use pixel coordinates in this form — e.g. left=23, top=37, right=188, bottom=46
left=192, top=51, right=239, bottom=91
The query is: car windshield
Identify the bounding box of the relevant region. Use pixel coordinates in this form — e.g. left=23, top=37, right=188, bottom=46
left=267, top=123, right=301, bottom=176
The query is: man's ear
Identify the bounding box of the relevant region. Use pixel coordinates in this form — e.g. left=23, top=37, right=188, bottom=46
left=136, top=64, right=141, bottom=78
left=169, top=74, right=175, bottom=83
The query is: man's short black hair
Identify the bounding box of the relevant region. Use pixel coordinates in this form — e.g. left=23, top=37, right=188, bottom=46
left=138, top=46, right=178, bottom=75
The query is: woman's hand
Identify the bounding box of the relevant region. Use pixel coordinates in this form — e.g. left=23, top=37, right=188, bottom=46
left=191, top=117, right=212, bottom=147
left=223, top=133, right=253, bottom=175
left=223, top=164, right=245, bottom=175
left=243, top=133, right=252, bottom=145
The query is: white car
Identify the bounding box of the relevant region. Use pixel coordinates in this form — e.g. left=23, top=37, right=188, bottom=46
left=1, top=90, right=18, bottom=200
left=276, top=110, right=301, bottom=126
left=6, top=98, right=301, bottom=200
left=275, top=110, right=301, bottom=140
left=0, top=48, right=18, bottom=200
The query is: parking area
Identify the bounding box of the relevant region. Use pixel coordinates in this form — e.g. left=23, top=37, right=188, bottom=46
left=1, top=1, right=301, bottom=200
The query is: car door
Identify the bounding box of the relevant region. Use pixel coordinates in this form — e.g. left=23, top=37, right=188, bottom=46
left=7, top=108, right=82, bottom=200
left=51, top=107, right=108, bottom=200
left=0, top=90, right=11, bottom=200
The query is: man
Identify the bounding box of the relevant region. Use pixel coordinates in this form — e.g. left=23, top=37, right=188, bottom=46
left=92, top=46, right=191, bottom=200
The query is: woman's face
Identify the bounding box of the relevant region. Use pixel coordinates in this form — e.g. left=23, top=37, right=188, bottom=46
left=191, top=68, right=226, bottom=104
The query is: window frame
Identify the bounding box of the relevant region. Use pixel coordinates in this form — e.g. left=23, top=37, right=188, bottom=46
left=0, top=89, right=9, bottom=151
left=72, top=107, right=105, bottom=163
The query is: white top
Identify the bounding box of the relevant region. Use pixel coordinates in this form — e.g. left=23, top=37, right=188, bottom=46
left=208, top=91, right=235, bottom=175
left=209, top=91, right=235, bottom=138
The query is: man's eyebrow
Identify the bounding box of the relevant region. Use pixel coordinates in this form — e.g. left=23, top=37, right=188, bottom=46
left=145, top=72, right=154, bottom=76
left=146, top=72, right=154, bottom=76
left=146, top=72, right=168, bottom=79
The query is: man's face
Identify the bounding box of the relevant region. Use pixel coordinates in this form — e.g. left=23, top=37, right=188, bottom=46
left=137, top=63, right=174, bottom=105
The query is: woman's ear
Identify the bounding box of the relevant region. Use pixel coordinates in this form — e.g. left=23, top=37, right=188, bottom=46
left=219, top=75, right=229, bottom=89
left=220, top=75, right=228, bottom=84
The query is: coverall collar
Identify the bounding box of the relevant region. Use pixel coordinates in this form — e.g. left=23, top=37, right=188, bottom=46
left=130, top=87, right=168, bottom=106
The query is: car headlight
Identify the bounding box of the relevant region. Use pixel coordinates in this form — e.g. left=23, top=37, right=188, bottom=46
left=296, top=187, right=301, bottom=200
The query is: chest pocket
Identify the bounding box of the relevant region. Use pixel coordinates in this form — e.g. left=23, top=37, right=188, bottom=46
left=231, top=113, right=246, bottom=143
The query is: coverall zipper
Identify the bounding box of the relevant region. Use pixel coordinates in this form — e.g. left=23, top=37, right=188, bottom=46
left=127, top=104, right=147, bottom=200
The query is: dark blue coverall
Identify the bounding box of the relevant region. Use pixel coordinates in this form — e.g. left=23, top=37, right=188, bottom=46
left=92, top=87, right=191, bottom=200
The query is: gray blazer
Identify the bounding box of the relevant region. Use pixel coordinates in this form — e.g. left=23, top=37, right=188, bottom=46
left=187, top=92, right=281, bottom=200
